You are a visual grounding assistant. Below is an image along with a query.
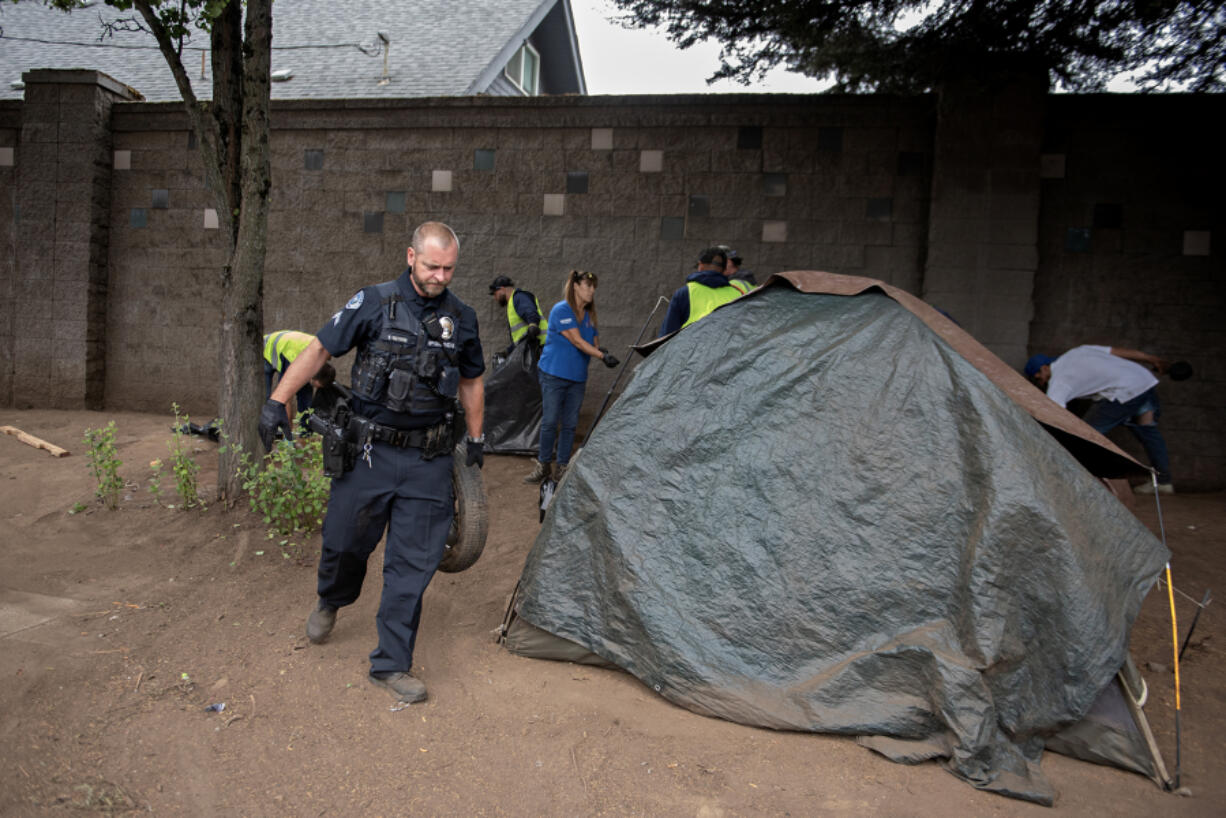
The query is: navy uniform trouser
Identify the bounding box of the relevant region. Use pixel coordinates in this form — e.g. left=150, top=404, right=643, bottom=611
left=316, top=441, right=454, bottom=675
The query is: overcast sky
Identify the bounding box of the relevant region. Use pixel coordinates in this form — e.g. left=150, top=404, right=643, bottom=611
left=570, top=0, right=831, bottom=95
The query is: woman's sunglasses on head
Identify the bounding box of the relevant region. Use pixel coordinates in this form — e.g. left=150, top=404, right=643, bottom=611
left=570, top=270, right=597, bottom=285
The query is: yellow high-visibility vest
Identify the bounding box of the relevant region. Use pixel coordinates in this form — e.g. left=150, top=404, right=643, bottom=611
left=263, top=331, right=314, bottom=370
left=682, top=281, right=746, bottom=328
left=506, top=290, right=548, bottom=343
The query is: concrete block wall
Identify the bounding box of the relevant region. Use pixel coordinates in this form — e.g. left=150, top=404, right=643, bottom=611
left=0, top=103, right=19, bottom=406
left=1031, top=95, right=1226, bottom=490
left=102, top=94, right=936, bottom=414
left=922, top=76, right=1047, bottom=367
left=8, top=70, right=137, bottom=409
left=2, top=74, right=1223, bottom=486
left=105, top=125, right=229, bottom=414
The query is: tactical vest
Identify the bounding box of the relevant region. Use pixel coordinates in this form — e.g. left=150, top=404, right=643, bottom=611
left=350, top=282, right=463, bottom=416
left=506, top=290, right=548, bottom=343
left=263, top=330, right=314, bottom=370
left=682, top=280, right=747, bottom=328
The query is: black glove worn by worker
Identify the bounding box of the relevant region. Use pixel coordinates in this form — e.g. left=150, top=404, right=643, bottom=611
left=600, top=348, right=620, bottom=369
left=465, top=435, right=485, bottom=469
left=258, top=398, right=292, bottom=453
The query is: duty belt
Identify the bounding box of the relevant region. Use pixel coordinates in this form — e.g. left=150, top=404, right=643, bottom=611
left=367, top=420, right=442, bottom=449
left=348, top=413, right=457, bottom=463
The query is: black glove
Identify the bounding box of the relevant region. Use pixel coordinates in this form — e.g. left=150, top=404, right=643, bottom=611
left=465, top=436, right=485, bottom=469
left=258, top=398, right=292, bottom=453
left=601, top=349, right=620, bottom=368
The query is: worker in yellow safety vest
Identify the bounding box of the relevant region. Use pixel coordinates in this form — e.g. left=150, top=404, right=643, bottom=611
left=658, top=247, right=753, bottom=336
left=489, top=275, right=547, bottom=355
left=263, top=330, right=335, bottom=414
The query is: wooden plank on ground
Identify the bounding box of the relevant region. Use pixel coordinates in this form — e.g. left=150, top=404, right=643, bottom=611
left=0, top=425, right=71, bottom=457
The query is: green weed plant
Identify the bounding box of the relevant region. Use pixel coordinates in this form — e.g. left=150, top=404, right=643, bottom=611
left=230, top=414, right=329, bottom=542
left=83, top=420, right=123, bottom=509
left=148, top=457, right=164, bottom=504
left=167, top=403, right=203, bottom=510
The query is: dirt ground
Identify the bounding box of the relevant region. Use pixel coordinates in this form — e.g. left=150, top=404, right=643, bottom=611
left=0, top=408, right=1222, bottom=816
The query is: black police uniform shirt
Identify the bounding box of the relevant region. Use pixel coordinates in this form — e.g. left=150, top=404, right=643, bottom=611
left=315, top=268, right=484, bottom=429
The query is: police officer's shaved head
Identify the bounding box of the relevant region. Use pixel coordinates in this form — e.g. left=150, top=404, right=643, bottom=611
left=407, top=222, right=460, bottom=298
left=412, top=221, right=460, bottom=254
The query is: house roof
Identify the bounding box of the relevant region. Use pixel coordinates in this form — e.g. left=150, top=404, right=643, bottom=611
left=0, top=0, right=584, bottom=101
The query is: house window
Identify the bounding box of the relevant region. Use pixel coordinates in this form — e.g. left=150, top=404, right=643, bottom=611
left=505, top=42, right=540, bottom=95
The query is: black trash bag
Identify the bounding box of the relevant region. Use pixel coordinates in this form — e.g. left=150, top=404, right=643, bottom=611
left=483, top=339, right=542, bottom=455
left=173, top=418, right=221, bottom=442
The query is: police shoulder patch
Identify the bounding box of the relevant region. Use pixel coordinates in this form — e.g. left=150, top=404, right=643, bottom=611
left=345, top=290, right=365, bottom=310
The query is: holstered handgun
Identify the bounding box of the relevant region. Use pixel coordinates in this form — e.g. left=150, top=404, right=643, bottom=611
left=308, top=404, right=356, bottom=477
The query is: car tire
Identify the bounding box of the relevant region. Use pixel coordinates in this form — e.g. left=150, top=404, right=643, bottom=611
left=439, top=443, right=488, bottom=573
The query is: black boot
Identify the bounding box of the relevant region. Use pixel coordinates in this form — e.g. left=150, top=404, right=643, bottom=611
left=306, top=600, right=337, bottom=644
left=369, top=671, right=428, bottom=703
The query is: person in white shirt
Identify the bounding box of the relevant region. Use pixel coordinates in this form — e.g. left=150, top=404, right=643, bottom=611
left=1025, top=345, right=1174, bottom=494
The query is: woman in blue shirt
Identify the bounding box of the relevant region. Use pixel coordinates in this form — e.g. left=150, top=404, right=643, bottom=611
left=524, top=270, right=615, bottom=483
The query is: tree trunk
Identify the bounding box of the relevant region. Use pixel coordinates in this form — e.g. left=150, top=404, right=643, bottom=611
left=210, top=1, right=244, bottom=228
left=217, top=0, right=273, bottom=501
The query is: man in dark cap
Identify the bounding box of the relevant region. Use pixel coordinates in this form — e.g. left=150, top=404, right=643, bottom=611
left=659, top=247, right=753, bottom=336
left=490, top=275, right=547, bottom=355
left=715, top=246, right=755, bottom=288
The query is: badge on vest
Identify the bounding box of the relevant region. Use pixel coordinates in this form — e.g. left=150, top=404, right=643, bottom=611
left=439, top=316, right=455, bottom=340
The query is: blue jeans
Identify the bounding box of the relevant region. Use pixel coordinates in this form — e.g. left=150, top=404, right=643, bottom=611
left=1082, top=387, right=1171, bottom=483
left=538, top=370, right=586, bottom=465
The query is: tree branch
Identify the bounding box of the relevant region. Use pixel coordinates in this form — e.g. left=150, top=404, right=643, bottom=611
left=131, top=0, right=234, bottom=238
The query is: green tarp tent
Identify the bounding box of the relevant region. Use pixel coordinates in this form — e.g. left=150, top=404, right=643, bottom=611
left=502, top=272, right=1171, bottom=804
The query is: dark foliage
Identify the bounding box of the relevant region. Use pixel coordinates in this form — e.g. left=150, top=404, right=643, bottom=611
left=612, top=0, right=1226, bottom=92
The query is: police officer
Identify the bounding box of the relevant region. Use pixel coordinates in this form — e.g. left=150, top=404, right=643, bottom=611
left=658, top=247, right=753, bottom=336
left=259, top=221, right=485, bottom=705
left=489, top=274, right=547, bottom=355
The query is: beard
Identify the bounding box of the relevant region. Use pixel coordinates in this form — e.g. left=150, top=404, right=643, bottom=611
left=410, top=266, right=446, bottom=297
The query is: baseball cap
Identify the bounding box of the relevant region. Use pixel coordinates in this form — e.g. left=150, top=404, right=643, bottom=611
left=489, top=275, right=514, bottom=294
left=1024, top=354, right=1055, bottom=378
